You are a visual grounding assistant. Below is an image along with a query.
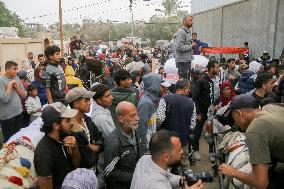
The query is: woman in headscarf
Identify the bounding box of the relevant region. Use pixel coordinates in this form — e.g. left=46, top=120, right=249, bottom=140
left=31, top=67, right=47, bottom=105
left=214, top=81, right=236, bottom=111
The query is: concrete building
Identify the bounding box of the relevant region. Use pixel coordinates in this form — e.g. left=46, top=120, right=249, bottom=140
left=191, top=0, right=284, bottom=59
left=0, top=27, right=19, bottom=38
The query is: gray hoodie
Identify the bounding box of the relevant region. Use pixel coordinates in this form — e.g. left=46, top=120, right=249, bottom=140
left=91, top=100, right=115, bottom=138
left=174, top=26, right=194, bottom=63
left=137, top=73, right=162, bottom=155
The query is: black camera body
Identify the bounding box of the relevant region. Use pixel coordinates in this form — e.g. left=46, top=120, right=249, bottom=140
left=184, top=169, right=214, bottom=186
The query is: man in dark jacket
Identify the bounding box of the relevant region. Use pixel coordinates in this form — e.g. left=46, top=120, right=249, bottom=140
left=157, top=79, right=196, bottom=173
left=103, top=101, right=141, bottom=189
left=109, top=69, right=138, bottom=127
left=193, top=60, right=218, bottom=161
left=65, top=87, right=104, bottom=169
left=192, top=33, right=208, bottom=55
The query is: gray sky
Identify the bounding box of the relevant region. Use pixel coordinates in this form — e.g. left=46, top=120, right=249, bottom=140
left=1, top=0, right=190, bottom=26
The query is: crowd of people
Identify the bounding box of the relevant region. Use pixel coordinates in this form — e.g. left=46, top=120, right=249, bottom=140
left=0, top=14, right=284, bottom=189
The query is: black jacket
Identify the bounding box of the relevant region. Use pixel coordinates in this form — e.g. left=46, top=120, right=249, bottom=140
left=72, top=114, right=104, bottom=169
left=103, top=128, right=142, bottom=189
left=194, top=74, right=214, bottom=114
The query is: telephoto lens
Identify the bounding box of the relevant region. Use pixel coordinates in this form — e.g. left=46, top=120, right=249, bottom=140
left=184, top=169, right=214, bottom=186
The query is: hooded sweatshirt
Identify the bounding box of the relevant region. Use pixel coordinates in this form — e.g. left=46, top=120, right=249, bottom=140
left=65, top=65, right=83, bottom=90
left=137, top=73, right=162, bottom=155
left=109, top=87, right=138, bottom=127
left=91, top=100, right=115, bottom=138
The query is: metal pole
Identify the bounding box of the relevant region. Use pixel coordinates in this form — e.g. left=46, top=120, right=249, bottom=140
left=59, top=0, right=64, bottom=55
left=130, top=0, right=134, bottom=48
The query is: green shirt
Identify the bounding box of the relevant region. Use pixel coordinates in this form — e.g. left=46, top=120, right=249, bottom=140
left=245, top=104, right=284, bottom=164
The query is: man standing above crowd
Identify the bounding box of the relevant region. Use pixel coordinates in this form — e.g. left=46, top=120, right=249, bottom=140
left=175, top=15, right=196, bottom=79
left=220, top=95, right=284, bottom=189
left=103, top=101, right=141, bottom=189
left=0, top=61, right=27, bottom=142
left=43, top=45, right=66, bottom=104
left=157, top=79, right=196, bottom=173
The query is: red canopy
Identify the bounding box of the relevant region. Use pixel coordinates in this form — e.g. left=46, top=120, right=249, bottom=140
left=201, top=47, right=249, bottom=54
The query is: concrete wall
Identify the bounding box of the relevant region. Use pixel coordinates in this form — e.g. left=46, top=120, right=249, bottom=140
left=192, top=0, right=284, bottom=59
left=0, top=38, right=44, bottom=73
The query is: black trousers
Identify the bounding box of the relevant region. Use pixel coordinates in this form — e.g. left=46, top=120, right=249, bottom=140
left=176, top=61, right=191, bottom=80
left=0, top=113, right=23, bottom=143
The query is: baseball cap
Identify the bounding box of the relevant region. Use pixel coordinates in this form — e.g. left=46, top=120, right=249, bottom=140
left=18, top=70, right=28, bottom=78
left=65, top=87, right=95, bottom=104
left=41, top=102, right=78, bottom=123
left=224, top=94, right=259, bottom=117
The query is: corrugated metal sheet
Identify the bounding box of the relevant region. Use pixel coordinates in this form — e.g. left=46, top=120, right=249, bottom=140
left=191, top=0, right=242, bottom=14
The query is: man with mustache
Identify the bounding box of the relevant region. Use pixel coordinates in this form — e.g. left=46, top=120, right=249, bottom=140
left=103, top=101, right=142, bottom=189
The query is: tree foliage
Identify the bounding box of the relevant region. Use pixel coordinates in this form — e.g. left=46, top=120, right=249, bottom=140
left=0, top=1, right=28, bottom=37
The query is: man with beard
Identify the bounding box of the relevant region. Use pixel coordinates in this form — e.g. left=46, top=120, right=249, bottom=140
left=193, top=60, right=219, bottom=162
left=130, top=130, right=203, bottom=189
left=174, top=15, right=196, bottom=79
left=34, top=102, right=81, bottom=189
left=103, top=101, right=142, bottom=189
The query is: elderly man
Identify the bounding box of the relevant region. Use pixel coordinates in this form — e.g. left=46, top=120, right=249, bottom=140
left=103, top=101, right=142, bottom=189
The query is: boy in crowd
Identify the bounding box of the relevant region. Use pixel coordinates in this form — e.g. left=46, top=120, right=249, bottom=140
left=25, top=84, right=42, bottom=123
left=43, top=45, right=66, bottom=104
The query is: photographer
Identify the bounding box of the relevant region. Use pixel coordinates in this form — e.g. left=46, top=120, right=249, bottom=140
left=130, top=130, right=203, bottom=189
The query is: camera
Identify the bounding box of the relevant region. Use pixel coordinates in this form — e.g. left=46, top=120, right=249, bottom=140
left=184, top=169, right=214, bottom=186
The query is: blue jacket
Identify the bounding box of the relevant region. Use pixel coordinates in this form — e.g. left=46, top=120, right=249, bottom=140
left=193, top=39, right=208, bottom=55
left=238, top=71, right=256, bottom=94
left=31, top=79, right=47, bottom=105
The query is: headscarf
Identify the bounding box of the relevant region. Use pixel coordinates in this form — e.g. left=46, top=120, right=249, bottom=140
left=219, top=81, right=236, bottom=107
left=34, top=67, right=43, bottom=82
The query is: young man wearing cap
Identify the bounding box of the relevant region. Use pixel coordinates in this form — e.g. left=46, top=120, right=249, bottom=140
left=65, top=87, right=104, bottom=169
left=34, top=102, right=80, bottom=189
left=157, top=79, right=196, bottom=174
left=0, top=61, right=27, bottom=142
left=43, top=45, right=66, bottom=104
left=219, top=94, right=284, bottom=189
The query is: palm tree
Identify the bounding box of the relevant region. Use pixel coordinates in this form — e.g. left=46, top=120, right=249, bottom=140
left=155, top=0, right=181, bottom=18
